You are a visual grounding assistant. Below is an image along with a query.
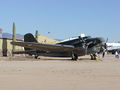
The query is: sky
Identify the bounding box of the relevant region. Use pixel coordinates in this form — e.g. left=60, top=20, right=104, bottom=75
left=0, top=0, right=120, bottom=42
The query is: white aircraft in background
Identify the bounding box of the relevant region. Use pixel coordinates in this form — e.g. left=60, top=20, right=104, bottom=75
left=106, top=43, right=120, bottom=54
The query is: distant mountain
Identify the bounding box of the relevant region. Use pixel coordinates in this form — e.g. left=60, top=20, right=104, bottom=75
left=15, top=34, right=24, bottom=40
left=2, top=33, right=24, bottom=40
left=2, top=33, right=12, bottom=39
left=1, top=33, right=61, bottom=41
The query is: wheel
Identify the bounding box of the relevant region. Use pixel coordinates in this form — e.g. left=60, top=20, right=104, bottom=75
left=72, top=53, right=78, bottom=60
left=90, top=54, right=94, bottom=60
left=91, top=53, right=99, bottom=60
left=35, top=55, right=38, bottom=59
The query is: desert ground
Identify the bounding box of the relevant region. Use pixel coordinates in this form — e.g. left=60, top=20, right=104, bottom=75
left=0, top=54, right=120, bottom=90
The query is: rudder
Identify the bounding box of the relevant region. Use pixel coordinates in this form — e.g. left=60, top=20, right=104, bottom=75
left=24, top=33, right=38, bottom=51
left=24, top=33, right=38, bottom=42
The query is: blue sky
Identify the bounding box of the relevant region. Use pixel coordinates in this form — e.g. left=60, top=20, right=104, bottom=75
left=0, top=0, right=120, bottom=42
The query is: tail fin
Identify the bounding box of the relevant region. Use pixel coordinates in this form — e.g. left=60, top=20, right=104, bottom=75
left=24, top=33, right=38, bottom=42
left=24, top=33, right=38, bottom=51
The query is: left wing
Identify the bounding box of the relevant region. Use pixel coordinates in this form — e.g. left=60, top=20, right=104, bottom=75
left=11, top=42, right=75, bottom=53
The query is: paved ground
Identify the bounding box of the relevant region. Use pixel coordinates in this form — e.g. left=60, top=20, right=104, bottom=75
left=0, top=55, right=120, bottom=90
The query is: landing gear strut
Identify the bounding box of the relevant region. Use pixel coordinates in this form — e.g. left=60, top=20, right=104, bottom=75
left=90, top=53, right=99, bottom=60
left=72, top=53, right=78, bottom=60
left=35, top=55, right=39, bottom=59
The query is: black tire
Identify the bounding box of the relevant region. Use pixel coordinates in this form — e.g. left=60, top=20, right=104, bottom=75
left=93, top=54, right=98, bottom=60
left=35, top=55, right=38, bottom=59
left=90, top=54, right=97, bottom=60
left=72, top=53, right=78, bottom=60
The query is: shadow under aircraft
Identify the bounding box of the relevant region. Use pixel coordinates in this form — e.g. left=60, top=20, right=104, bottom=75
left=11, top=33, right=106, bottom=60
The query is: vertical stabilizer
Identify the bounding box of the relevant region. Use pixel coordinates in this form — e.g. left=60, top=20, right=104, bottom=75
left=24, top=33, right=37, bottom=51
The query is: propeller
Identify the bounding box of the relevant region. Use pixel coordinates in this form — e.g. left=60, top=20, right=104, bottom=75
left=105, top=38, right=108, bottom=49
left=103, top=38, right=108, bottom=51
left=85, top=41, right=93, bottom=54
left=101, top=38, right=108, bottom=57
left=78, top=36, right=92, bottom=55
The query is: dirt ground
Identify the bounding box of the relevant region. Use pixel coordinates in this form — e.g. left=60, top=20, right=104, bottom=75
left=0, top=54, right=120, bottom=90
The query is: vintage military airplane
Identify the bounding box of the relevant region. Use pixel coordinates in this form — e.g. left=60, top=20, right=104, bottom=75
left=11, top=33, right=105, bottom=60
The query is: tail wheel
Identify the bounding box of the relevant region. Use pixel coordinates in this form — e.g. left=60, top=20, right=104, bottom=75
left=72, top=53, right=78, bottom=60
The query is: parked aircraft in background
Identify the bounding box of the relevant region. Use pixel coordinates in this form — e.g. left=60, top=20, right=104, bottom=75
left=107, top=43, right=120, bottom=54
left=11, top=33, right=106, bottom=60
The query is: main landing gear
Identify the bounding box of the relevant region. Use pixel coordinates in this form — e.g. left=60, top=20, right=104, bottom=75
left=72, top=53, right=78, bottom=60
left=90, top=53, right=99, bottom=60
left=34, top=55, right=39, bottom=59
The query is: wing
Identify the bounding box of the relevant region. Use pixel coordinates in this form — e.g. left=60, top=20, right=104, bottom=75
left=11, top=42, right=75, bottom=53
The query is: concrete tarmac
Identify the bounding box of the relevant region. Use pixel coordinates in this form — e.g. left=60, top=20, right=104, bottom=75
left=0, top=54, right=120, bottom=90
